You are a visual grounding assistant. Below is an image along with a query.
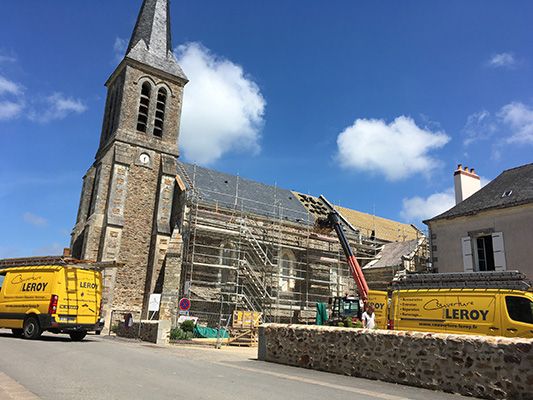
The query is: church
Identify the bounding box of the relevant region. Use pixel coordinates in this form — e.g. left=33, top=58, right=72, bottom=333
left=70, top=0, right=426, bottom=327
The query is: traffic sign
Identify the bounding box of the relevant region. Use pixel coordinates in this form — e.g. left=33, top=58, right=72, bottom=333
left=179, top=297, right=191, bottom=311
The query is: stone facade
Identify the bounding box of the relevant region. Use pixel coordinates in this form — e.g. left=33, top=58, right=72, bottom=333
left=70, top=0, right=187, bottom=320
left=258, top=324, right=533, bottom=400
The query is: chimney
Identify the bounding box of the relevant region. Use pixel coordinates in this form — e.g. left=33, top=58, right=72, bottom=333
left=454, top=164, right=481, bottom=204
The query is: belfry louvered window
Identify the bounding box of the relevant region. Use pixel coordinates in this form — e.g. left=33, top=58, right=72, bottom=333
left=136, top=82, right=151, bottom=133
left=153, top=88, right=167, bottom=137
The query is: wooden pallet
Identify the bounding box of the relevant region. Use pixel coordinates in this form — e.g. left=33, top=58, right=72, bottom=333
left=228, top=328, right=258, bottom=346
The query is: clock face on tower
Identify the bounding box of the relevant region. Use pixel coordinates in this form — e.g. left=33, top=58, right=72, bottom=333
left=139, top=153, right=151, bottom=165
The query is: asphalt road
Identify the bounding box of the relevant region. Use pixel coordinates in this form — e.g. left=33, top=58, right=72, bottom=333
left=0, top=330, right=475, bottom=400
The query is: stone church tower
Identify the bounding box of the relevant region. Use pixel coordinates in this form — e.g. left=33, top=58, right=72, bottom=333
left=71, top=0, right=188, bottom=317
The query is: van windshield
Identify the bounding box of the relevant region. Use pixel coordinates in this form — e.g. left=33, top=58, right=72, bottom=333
left=505, top=296, right=533, bottom=324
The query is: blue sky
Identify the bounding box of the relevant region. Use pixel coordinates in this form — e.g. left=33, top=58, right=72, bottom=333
left=1, top=1, right=532, bottom=258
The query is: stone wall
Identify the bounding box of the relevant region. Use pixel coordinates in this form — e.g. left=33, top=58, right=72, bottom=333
left=115, top=320, right=170, bottom=345
left=258, top=324, right=533, bottom=400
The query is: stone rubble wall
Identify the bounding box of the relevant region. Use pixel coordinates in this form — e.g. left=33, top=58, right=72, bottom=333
left=258, top=324, right=533, bottom=400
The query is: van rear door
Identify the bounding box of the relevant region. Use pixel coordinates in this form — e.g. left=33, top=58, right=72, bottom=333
left=62, top=268, right=101, bottom=326
left=502, top=294, right=533, bottom=338
left=75, top=269, right=101, bottom=325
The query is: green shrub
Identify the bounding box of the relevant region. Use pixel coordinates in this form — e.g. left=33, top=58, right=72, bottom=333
left=352, top=321, right=363, bottom=329
left=170, top=328, right=193, bottom=341
left=343, top=318, right=354, bottom=328
left=337, top=322, right=344, bottom=327
left=181, top=320, right=195, bottom=333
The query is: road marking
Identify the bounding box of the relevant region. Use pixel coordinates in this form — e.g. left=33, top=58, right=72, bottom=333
left=214, top=362, right=411, bottom=400
left=0, top=372, right=40, bottom=399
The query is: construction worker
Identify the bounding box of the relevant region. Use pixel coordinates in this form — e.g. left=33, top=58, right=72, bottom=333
left=362, top=305, right=375, bottom=329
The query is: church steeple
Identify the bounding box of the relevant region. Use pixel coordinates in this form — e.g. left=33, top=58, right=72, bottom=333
left=72, top=0, right=188, bottom=322
left=94, top=0, right=188, bottom=155
left=128, top=0, right=172, bottom=56
left=125, top=0, right=187, bottom=80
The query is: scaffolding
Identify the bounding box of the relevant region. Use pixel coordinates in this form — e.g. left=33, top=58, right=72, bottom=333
left=178, top=166, right=398, bottom=325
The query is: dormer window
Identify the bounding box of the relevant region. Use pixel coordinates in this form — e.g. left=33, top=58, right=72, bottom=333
left=153, top=88, right=167, bottom=137
left=137, top=82, right=151, bottom=133
left=502, top=190, right=513, bottom=198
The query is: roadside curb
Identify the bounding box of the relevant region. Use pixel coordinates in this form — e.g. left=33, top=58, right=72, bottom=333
left=0, top=372, right=40, bottom=400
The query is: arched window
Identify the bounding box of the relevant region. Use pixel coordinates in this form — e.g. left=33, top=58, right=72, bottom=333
left=153, top=87, right=167, bottom=137
left=136, top=82, right=151, bottom=133
left=219, top=242, right=236, bottom=289
left=279, top=250, right=295, bottom=292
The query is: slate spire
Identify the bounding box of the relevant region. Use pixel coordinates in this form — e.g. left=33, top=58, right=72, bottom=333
left=128, top=0, right=172, bottom=57
left=125, top=0, right=187, bottom=80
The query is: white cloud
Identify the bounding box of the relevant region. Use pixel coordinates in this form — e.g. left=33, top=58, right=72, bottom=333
left=464, top=102, right=533, bottom=147
left=462, top=110, right=497, bottom=146
left=0, top=100, right=24, bottom=120
left=113, top=37, right=128, bottom=62
left=487, top=52, right=516, bottom=68
left=0, top=75, right=22, bottom=96
left=0, top=50, right=16, bottom=64
left=0, top=75, right=24, bottom=121
left=336, top=116, right=450, bottom=181
left=401, top=177, right=491, bottom=224
left=499, top=102, right=533, bottom=144
left=29, top=93, right=87, bottom=123
left=23, top=212, right=48, bottom=227
left=401, top=188, right=455, bottom=223
left=0, top=72, right=86, bottom=124
left=175, top=42, right=266, bottom=165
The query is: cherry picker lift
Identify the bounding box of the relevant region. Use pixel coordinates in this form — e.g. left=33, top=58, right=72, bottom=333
left=315, top=196, right=370, bottom=325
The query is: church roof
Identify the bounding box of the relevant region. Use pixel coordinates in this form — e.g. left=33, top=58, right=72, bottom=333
left=126, top=0, right=187, bottom=80
left=177, top=162, right=422, bottom=242
left=425, top=163, right=533, bottom=223
left=293, top=192, right=421, bottom=242
left=333, top=204, right=420, bottom=242
left=177, top=162, right=313, bottom=223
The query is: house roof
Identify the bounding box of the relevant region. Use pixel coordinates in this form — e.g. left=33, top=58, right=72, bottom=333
left=363, top=239, right=421, bottom=269
left=425, top=163, right=533, bottom=223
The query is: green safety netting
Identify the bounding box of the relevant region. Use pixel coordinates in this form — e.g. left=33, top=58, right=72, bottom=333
left=315, top=302, right=328, bottom=325
left=193, top=325, right=230, bottom=339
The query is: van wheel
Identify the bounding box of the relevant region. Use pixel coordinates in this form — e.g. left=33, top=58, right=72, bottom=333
left=69, top=331, right=87, bottom=341
left=23, top=317, right=42, bottom=340
left=12, top=329, right=24, bottom=338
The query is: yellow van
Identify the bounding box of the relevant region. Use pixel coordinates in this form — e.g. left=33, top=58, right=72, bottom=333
left=367, top=272, right=533, bottom=338
left=0, top=265, right=103, bottom=341
left=389, top=289, right=533, bottom=338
